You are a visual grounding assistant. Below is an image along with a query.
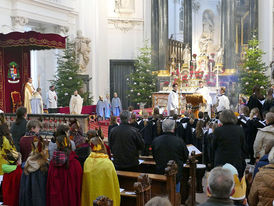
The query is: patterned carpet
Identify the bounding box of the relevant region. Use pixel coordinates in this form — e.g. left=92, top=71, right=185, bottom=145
left=89, top=120, right=110, bottom=139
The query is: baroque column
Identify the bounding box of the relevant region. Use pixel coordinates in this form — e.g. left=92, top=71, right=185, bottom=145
left=221, top=0, right=236, bottom=69
left=184, top=0, right=192, bottom=50
left=151, top=0, right=168, bottom=70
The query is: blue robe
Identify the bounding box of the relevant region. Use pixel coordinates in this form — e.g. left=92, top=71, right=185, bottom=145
left=111, top=97, right=122, bottom=117
left=104, top=99, right=111, bottom=119
left=96, top=100, right=105, bottom=117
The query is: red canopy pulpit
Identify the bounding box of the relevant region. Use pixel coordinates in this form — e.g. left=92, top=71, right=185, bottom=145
left=0, top=31, right=66, bottom=112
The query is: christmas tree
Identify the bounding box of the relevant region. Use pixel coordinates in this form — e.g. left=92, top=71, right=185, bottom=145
left=51, top=41, right=91, bottom=107
left=128, top=44, right=157, bottom=107
left=239, top=35, right=270, bottom=96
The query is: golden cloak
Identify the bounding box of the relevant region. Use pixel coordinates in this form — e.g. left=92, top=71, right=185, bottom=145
left=81, top=152, right=120, bottom=206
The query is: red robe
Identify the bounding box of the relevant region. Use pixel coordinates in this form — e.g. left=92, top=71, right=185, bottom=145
left=46, top=151, right=82, bottom=206
left=2, top=166, right=22, bottom=206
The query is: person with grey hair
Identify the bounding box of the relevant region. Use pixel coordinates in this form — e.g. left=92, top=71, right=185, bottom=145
left=152, top=119, right=189, bottom=192
left=213, top=110, right=247, bottom=178
left=145, top=196, right=172, bottom=206
left=248, top=147, right=274, bottom=206
left=199, top=167, right=235, bottom=205
left=109, top=110, right=144, bottom=171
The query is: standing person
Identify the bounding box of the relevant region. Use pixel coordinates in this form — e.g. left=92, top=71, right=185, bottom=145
left=152, top=119, right=189, bottom=192
left=47, top=135, right=82, bottom=206
left=24, top=78, right=35, bottom=114
left=111, top=92, right=122, bottom=117
left=167, top=83, right=179, bottom=116
left=0, top=113, right=16, bottom=175
left=47, top=86, right=57, bottom=113
left=19, top=142, right=48, bottom=206
left=81, top=136, right=120, bottom=206
left=109, top=111, right=144, bottom=171
left=20, top=120, right=43, bottom=163
left=196, top=81, right=212, bottom=117
left=10, top=107, right=27, bottom=152
left=96, top=96, right=105, bottom=121
left=69, top=90, right=83, bottom=115
left=213, top=110, right=247, bottom=178
left=2, top=150, right=22, bottom=206
left=247, top=85, right=264, bottom=117
left=216, top=87, right=230, bottom=114
left=104, top=94, right=111, bottom=120
left=108, top=116, right=118, bottom=138
left=30, top=88, right=43, bottom=114
left=262, top=88, right=274, bottom=114
left=139, top=112, right=153, bottom=156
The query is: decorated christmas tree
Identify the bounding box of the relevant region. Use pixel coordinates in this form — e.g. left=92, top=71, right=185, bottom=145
left=51, top=41, right=91, bottom=107
left=127, top=44, right=157, bottom=107
left=239, top=35, right=270, bottom=96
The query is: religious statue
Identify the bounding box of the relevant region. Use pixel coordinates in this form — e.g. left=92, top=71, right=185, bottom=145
left=199, top=33, right=210, bottom=56
left=216, top=46, right=224, bottom=64
left=75, top=30, right=91, bottom=73
left=202, top=9, right=214, bottom=40
left=183, top=44, right=191, bottom=65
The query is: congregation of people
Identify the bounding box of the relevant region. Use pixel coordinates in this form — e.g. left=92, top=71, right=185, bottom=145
left=0, top=83, right=273, bottom=205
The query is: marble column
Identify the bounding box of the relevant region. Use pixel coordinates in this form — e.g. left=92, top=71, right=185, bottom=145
left=151, top=0, right=168, bottom=70
left=221, top=0, right=236, bottom=69
left=184, top=0, right=192, bottom=50
left=258, top=0, right=273, bottom=79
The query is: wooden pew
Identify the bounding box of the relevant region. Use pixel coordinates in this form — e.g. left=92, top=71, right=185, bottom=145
left=117, top=160, right=180, bottom=206
left=93, top=196, right=113, bottom=206
left=120, top=173, right=151, bottom=206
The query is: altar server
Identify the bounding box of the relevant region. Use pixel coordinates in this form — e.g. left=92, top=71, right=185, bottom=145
left=111, top=92, right=122, bottom=117
left=216, top=87, right=230, bottom=113
left=47, top=86, right=58, bottom=113
left=167, top=83, right=179, bottom=116
left=69, top=90, right=83, bottom=115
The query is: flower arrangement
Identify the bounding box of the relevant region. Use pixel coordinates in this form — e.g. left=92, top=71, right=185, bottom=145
left=195, top=71, right=204, bottom=79
left=193, top=54, right=197, bottom=59
left=163, top=81, right=169, bottom=86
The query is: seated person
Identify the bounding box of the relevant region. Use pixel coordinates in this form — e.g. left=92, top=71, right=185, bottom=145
left=81, top=136, right=120, bottom=206
left=199, top=167, right=235, bottom=206
left=47, top=134, right=82, bottom=206
left=2, top=149, right=22, bottom=206
left=253, top=140, right=274, bottom=178
left=248, top=147, right=274, bottom=206
left=19, top=141, right=48, bottom=206
left=145, top=196, right=172, bottom=206
left=152, top=119, right=189, bottom=192
left=20, top=120, right=43, bottom=163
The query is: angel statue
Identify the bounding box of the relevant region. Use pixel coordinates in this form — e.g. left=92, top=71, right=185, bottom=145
left=75, top=30, right=91, bottom=72
left=183, top=44, right=191, bottom=65
left=216, top=46, right=224, bottom=64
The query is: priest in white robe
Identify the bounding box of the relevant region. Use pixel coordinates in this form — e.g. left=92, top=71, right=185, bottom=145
left=24, top=78, right=35, bottom=114
left=196, top=81, right=212, bottom=117
left=30, top=88, right=43, bottom=114
left=69, top=90, right=83, bottom=115
left=167, top=83, right=179, bottom=116
left=47, top=85, right=58, bottom=113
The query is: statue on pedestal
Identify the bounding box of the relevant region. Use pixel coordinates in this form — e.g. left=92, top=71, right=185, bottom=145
left=216, top=46, right=224, bottom=64
left=75, top=30, right=91, bottom=73
left=183, top=44, right=191, bottom=66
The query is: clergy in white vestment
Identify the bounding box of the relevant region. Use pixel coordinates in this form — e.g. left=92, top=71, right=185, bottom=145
left=167, top=83, right=179, bottom=116
left=69, top=90, right=83, bottom=115
left=30, top=88, right=43, bottom=114
left=196, top=81, right=212, bottom=117
left=47, top=85, right=58, bottom=113
left=216, top=87, right=230, bottom=113
left=24, top=78, right=35, bottom=114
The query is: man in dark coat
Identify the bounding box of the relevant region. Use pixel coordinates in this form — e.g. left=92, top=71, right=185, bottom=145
left=109, top=110, right=144, bottom=171
left=199, top=167, right=235, bottom=206
left=152, top=119, right=189, bottom=186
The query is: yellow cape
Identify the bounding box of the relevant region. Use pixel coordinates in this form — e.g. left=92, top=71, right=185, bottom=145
left=81, top=152, right=120, bottom=206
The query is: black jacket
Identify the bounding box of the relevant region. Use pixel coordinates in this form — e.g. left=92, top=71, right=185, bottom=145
left=152, top=132, right=189, bottom=183
left=138, top=120, right=154, bottom=145
left=198, top=197, right=235, bottom=206
left=10, top=118, right=27, bottom=152
left=109, top=123, right=144, bottom=169
left=213, top=124, right=246, bottom=178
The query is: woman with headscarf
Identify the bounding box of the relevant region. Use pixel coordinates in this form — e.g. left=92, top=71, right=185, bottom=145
left=47, top=134, right=82, bottom=206
left=81, top=135, right=120, bottom=206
